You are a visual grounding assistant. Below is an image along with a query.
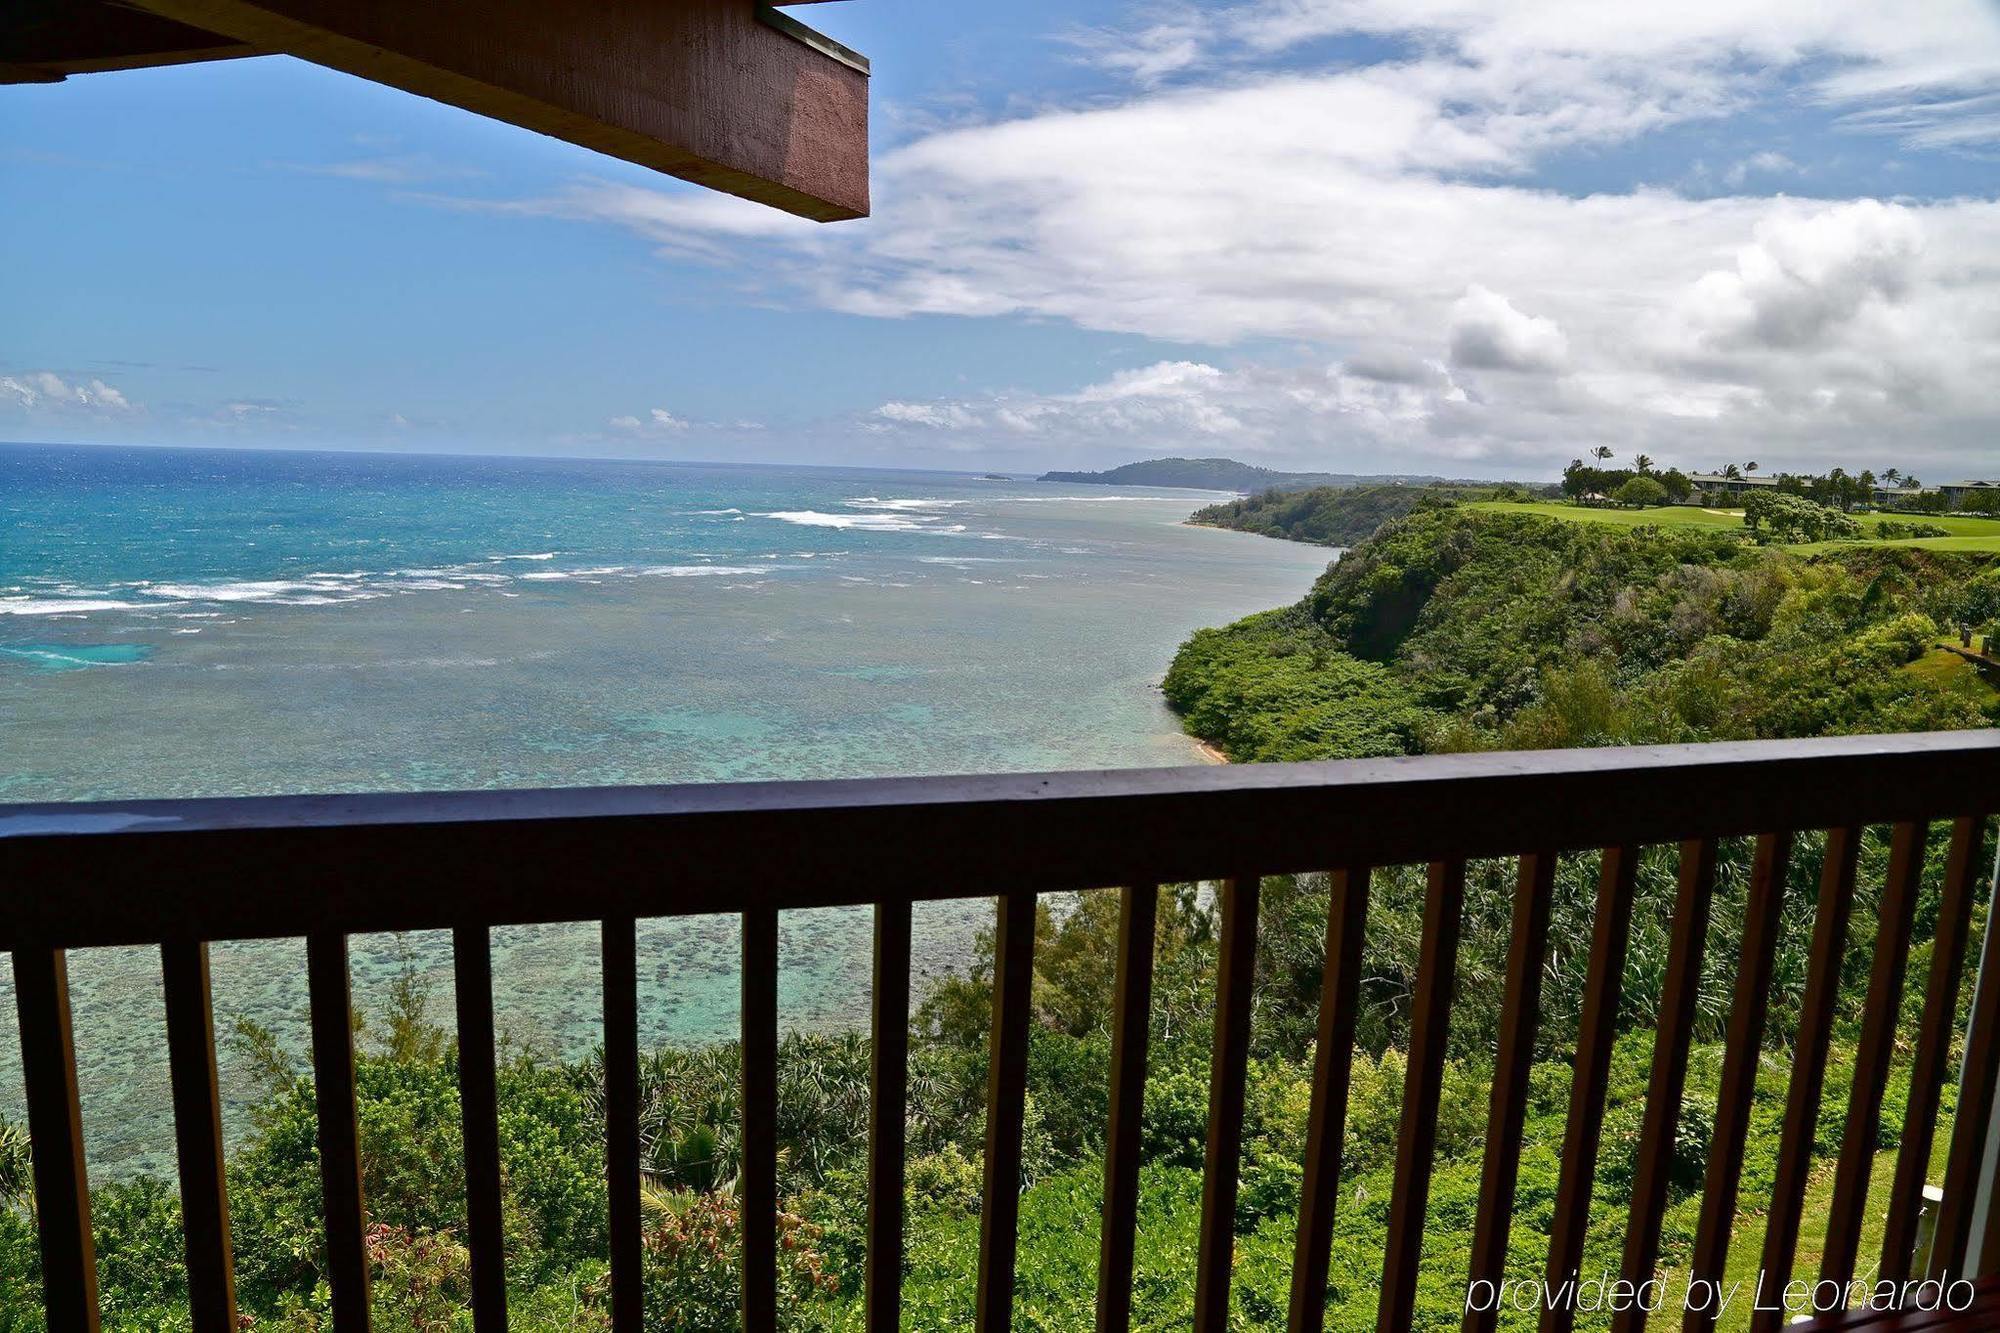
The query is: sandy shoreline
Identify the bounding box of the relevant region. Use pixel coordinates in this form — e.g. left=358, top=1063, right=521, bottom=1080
left=1191, top=736, right=1230, bottom=764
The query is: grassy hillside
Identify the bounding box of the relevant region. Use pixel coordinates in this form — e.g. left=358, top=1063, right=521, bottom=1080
left=1467, top=498, right=2000, bottom=552
left=1167, top=507, right=2000, bottom=763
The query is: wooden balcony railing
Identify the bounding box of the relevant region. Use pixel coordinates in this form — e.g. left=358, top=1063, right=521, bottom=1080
left=3, top=731, right=2000, bottom=1332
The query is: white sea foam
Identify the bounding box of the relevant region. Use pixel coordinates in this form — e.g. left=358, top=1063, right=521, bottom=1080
left=636, top=565, right=775, bottom=578
left=763, top=511, right=968, bottom=534
left=844, top=497, right=970, bottom=512
left=488, top=552, right=558, bottom=561
left=0, top=598, right=149, bottom=616
left=692, top=508, right=743, bottom=516
left=144, top=580, right=313, bottom=602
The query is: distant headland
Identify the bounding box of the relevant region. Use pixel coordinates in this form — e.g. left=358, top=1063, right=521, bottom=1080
left=1037, top=456, right=1457, bottom=493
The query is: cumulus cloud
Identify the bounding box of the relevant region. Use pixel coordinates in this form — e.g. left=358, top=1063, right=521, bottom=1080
left=1448, top=286, right=1569, bottom=371
left=469, top=1, right=2000, bottom=475
left=1677, top=200, right=1925, bottom=350
left=1, top=371, right=136, bottom=414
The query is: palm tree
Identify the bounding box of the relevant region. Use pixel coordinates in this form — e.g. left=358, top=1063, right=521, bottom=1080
left=1723, top=463, right=1742, bottom=480
left=1634, top=454, right=1654, bottom=474
left=1745, top=461, right=1760, bottom=474
left=1592, top=445, right=1614, bottom=465
left=1883, top=467, right=1901, bottom=486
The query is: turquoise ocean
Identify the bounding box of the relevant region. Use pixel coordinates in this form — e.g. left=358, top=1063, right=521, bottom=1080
left=0, top=442, right=1331, bottom=1175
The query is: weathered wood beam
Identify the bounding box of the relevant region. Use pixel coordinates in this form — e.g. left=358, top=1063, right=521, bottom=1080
left=1, top=1, right=257, bottom=84
left=13, top=0, right=868, bottom=220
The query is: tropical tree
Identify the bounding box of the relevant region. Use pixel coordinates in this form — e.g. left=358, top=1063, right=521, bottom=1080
left=1883, top=467, right=1901, bottom=486
left=1614, top=476, right=1668, bottom=508
left=1633, top=453, right=1654, bottom=474
left=1722, top=463, right=1742, bottom=479
left=1592, top=445, right=1614, bottom=464
left=1745, top=461, right=1760, bottom=474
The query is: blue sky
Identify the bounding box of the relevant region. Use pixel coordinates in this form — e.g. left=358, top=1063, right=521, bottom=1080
left=6, top=0, right=2000, bottom=480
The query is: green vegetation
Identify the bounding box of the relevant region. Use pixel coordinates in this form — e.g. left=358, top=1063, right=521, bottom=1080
left=1611, top=475, right=1668, bottom=508
left=1741, top=491, right=1861, bottom=544
left=1466, top=499, right=2000, bottom=552
left=1563, top=460, right=1693, bottom=506
left=1187, top=484, right=1524, bottom=547
left=1168, top=506, right=1996, bottom=762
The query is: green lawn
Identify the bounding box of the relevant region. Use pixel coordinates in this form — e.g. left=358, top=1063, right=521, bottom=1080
left=1708, top=1149, right=1898, bottom=1332
left=1467, top=500, right=2000, bottom=553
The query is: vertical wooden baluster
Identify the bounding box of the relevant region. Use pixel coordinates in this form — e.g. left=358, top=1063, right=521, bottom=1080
left=1464, top=854, right=1556, bottom=1333
left=1614, top=839, right=1718, bottom=1333
left=601, top=917, right=641, bottom=1333
left=1822, top=821, right=1927, bottom=1292
left=1749, top=828, right=1861, bottom=1333
left=1379, top=861, right=1466, bottom=1333
left=1881, top=816, right=1987, bottom=1285
left=977, top=892, right=1037, bottom=1333
left=307, top=930, right=371, bottom=1331
left=161, top=939, right=238, bottom=1333
left=1097, top=885, right=1158, bottom=1333
left=1195, top=874, right=1262, bottom=1333
left=742, top=907, right=779, bottom=1333
left=452, top=926, right=508, bottom=1332
left=1686, top=831, right=1795, bottom=1333
left=1934, top=819, right=1999, bottom=1279
left=1539, top=845, right=1641, bottom=1333
left=12, top=947, right=99, bottom=1333
left=866, top=900, right=912, bottom=1333
left=1289, top=866, right=1372, bottom=1333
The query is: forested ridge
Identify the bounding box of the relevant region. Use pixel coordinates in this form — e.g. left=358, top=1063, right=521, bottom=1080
left=1166, top=507, right=1999, bottom=762
left=1186, top=484, right=1524, bottom=548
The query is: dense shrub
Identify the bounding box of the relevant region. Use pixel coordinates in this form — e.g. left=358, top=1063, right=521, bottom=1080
left=1613, top=475, right=1668, bottom=508
left=1742, top=491, right=1860, bottom=544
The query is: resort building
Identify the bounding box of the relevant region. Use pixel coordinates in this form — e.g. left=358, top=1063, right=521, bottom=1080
left=1941, top=480, right=2000, bottom=507
left=1686, top=471, right=1780, bottom=496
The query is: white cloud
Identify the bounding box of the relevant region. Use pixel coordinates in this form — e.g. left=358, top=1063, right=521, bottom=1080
left=874, top=401, right=981, bottom=430
left=1448, top=286, right=1569, bottom=371
left=1723, top=150, right=1799, bottom=186
left=1, top=371, right=137, bottom=415
left=1675, top=199, right=1925, bottom=350
left=473, top=2, right=2000, bottom=476
left=609, top=407, right=690, bottom=432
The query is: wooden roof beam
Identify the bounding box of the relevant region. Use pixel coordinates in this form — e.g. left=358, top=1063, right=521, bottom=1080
left=1, top=2, right=258, bottom=83
left=5, top=0, right=868, bottom=221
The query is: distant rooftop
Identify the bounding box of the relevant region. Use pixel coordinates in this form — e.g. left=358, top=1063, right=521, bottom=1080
left=1687, top=472, right=1778, bottom=486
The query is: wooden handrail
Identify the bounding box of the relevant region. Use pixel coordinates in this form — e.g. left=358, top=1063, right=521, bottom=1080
left=4, top=732, right=1998, bottom=1333
left=3, top=733, right=1998, bottom=950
